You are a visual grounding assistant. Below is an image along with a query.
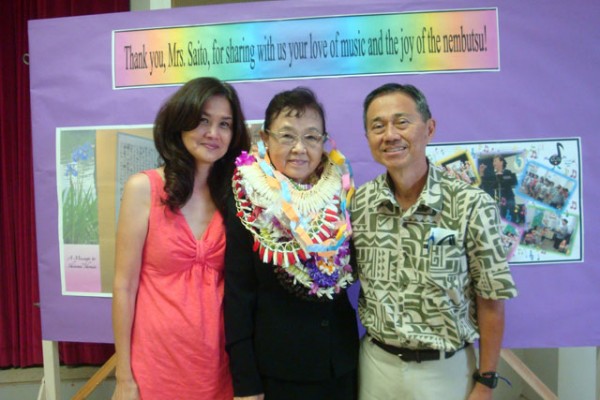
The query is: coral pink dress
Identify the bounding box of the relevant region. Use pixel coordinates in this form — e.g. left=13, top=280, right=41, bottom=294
left=130, top=170, right=232, bottom=399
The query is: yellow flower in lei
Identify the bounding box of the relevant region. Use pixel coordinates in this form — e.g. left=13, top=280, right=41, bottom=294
left=316, top=259, right=336, bottom=276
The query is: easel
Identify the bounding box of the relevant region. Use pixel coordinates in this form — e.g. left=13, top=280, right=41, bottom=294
left=39, top=340, right=116, bottom=400
left=40, top=343, right=599, bottom=399
left=70, top=354, right=117, bottom=400
left=500, top=349, right=558, bottom=400
left=38, top=341, right=60, bottom=400
left=39, top=344, right=562, bottom=400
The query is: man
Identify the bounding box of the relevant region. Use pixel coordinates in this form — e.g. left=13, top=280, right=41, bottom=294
left=479, top=155, right=518, bottom=221
left=553, top=218, right=571, bottom=251
left=350, top=83, right=517, bottom=400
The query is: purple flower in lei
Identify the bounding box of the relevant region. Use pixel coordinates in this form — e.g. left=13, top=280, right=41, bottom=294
left=270, top=217, right=294, bottom=239
left=334, top=241, right=351, bottom=266
left=305, top=257, right=340, bottom=289
left=235, top=151, right=256, bottom=167
left=271, top=217, right=284, bottom=231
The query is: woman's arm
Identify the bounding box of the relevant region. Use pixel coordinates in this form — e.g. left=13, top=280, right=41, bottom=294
left=111, top=173, right=151, bottom=400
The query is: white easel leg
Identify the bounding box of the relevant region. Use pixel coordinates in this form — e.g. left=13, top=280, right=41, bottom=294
left=42, top=340, right=61, bottom=400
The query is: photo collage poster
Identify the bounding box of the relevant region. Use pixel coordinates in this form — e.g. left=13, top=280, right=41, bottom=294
left=426, top=137, right=582, bottom=265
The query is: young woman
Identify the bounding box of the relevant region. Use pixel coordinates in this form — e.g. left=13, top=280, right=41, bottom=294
left=111, top=77, right=250, bottom=400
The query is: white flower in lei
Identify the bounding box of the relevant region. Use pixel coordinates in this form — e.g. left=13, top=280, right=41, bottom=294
left=233, top=140, right=355, bottom=299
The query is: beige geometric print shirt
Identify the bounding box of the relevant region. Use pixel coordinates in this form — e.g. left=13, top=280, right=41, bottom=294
left=350, top=163, right=517, bottom=351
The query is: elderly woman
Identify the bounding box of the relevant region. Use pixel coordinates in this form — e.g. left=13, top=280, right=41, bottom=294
left=224, top=87, right=358, bottom=400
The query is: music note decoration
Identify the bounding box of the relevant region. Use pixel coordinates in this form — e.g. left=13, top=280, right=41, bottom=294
left=549, top=142, right=564, bottom=167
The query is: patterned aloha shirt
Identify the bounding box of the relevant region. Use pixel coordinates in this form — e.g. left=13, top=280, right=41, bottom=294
left=351, top=162, right=517, bottom=351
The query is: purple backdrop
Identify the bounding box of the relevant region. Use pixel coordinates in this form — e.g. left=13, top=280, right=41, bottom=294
left=29, top=0, right=600, bottom=347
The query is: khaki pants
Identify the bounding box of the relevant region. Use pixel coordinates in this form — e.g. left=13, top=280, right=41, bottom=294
left=358, top=336, right=476, bottom=400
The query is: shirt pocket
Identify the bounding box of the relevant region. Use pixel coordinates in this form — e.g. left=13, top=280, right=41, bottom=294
left=425, top=230, right=468, bottom=307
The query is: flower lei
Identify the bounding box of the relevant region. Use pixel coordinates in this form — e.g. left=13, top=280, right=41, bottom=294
left=233, top=141, right=355, bottom=300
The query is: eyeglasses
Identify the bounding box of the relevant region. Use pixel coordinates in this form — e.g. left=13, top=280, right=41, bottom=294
left=265, top=129, right=326, bottom=148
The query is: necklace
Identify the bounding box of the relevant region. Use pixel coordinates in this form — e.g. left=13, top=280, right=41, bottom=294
left=233, top=141, right=355, bottom=299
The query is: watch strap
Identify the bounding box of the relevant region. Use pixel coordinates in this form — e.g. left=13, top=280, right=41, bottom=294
left=473, top=371, right=499, bottom=389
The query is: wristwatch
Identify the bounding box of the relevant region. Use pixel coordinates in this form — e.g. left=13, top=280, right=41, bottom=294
left=473, top=371, right=499, bottom=389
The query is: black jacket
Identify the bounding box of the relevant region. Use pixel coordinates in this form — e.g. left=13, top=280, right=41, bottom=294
left=224, top=197, right=359, bottom=396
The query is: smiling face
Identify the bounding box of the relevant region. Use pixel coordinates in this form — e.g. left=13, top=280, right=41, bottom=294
left=181, top=95, right=233, bottom=167
left=365, top=92, right=435, bottom=174
left=261, top=106, right=325, bottom=183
